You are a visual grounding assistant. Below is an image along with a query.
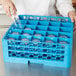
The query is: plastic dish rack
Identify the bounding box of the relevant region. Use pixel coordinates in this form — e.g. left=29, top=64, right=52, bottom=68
left=2, top=15, right=74, bottom=68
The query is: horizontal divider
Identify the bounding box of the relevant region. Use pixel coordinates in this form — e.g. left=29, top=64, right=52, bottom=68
left=8, top=50, right=64, bottom=55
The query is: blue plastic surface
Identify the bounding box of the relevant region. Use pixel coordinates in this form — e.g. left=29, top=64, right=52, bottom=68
left=2, top=15, right=74, bottom=68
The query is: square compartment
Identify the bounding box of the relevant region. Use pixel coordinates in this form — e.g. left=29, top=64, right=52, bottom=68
left=8, top=29, right=22, bottom=35
left=60, top=27, right=72, bottom=33
left=7, top=34, right=20, bottom=40
left=46, top=31, right=58, bottom=37
left=36, top=26, right=48, bottom=31
left=59, top=32, right=71, bottom=38
left=20, top=35, right=32, bottom=45
left=22, top=30, right=34, bottom=36
left=24, top=25, right=36, bottom=30
left=61, top=22, right=73, bottom=27
left=49, top=21, right=60, bottom=27
left=34, top=30, right=46, bottom=36
left=18, top=20, right=27, bottom=24
left=45, top=37, right=57, bottom=43
left=58, top=38, right=70, bottom=44
left=13, top=24, right=25, bottom=29
left=20, top=35, right=32, bottom=40
left=32, top=36, right=44, bottom=42
left=27, top=20, right=38, bottom=25
left=38, top=21, right=49, bottom=26
left=48, top=26, right=59, bottom=32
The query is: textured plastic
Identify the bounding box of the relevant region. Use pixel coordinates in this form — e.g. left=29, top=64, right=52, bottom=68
left=2, top=15, right=74, bottom=68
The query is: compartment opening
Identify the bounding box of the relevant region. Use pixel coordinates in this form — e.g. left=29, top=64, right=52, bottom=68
left=27, top=20, right=38, bottom=25
left=48, top=26, right=59, bottom=32
left=59, top=27, right=71, bottom=33
left=38, top=20, right=49, bottom=26
left=36, top=26, right=48, bottom=31
left=61, top=22, right=72, bottom=27
left=32, top=35, right=44, bottom=42
left=34, top=30, right=46, bottom=36
left=24, top=25, right=36, bottom=30
left=49, top=22, right=60, bottom=27
left=9, top=29, right=22, bottom=35
left=59, top=32, right=71, bottom=38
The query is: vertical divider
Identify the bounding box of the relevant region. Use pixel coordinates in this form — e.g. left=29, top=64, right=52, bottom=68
left=56, top=20, right=61, bottom=48
left=44, top=31, right=47, bottom=42
left=20, top=29, right=24, bottom=40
